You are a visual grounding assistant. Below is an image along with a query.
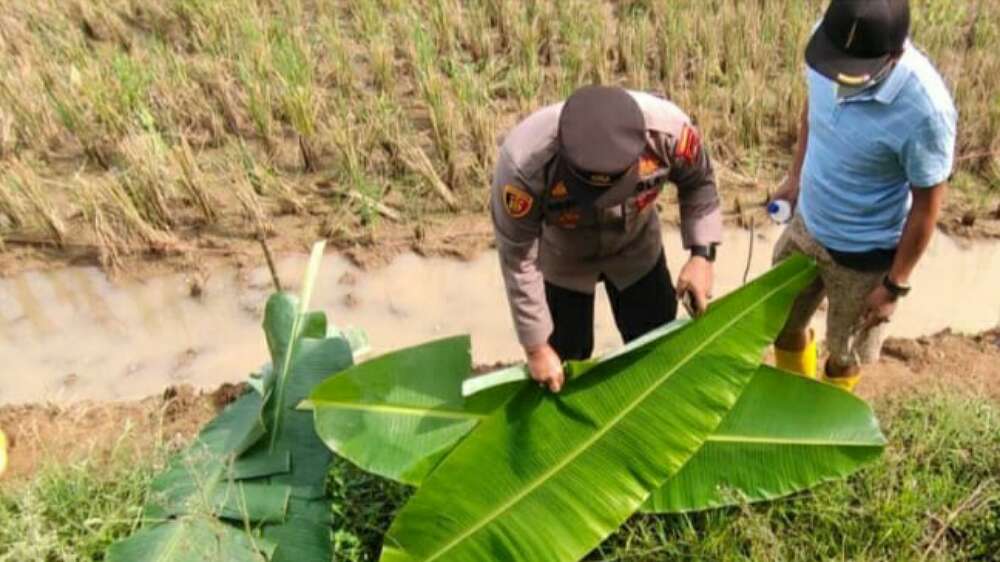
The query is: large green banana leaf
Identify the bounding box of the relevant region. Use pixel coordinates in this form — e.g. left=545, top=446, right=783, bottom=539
left=141, top=390, right=274, bottom=523
left=641, top=365, right=886, bottom=513
left=308, top=335, right=519, bottom=485
left=312, top=352, right=885, bottom=512
left=377, top=255, right=817, bottom=562
left=310, top=321, right=693, bottom=488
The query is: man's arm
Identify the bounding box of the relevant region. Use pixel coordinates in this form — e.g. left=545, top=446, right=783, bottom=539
left=890, top=183, right=946, bottom=285
left=666, top=126, right=723, bottom=251
left=662, top=124, right=722, bottom=314
left=775, top=99, right=809, bottom=204
left=490, top=149, right=564, bottom=392
left=861, top=183, right=945, bottom=329
left=862, top=108, right=955, bottom=329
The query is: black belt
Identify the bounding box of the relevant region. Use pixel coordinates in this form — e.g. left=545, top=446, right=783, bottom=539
left=826, top=247, right=897, bottom=272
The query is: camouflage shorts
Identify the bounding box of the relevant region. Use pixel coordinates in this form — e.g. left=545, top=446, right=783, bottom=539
left=773, top=214, right=889, bottom=367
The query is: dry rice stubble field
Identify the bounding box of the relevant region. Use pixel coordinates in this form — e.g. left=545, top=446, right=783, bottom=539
left=0, top=0, right=998, bottom=276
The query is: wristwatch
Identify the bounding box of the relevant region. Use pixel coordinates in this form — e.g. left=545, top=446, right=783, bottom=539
left=690, top=244, right=717, bottom=263
left=882, top=275, right=911, bottom=299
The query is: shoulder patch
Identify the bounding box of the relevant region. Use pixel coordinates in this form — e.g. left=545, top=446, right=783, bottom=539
left=674, top=124, right=702, bottom=166
left=503, top=184, right=534, bottom=219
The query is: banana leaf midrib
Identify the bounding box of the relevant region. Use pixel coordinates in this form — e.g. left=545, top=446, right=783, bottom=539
left=309, top=400, right=488, bottom=421
left=418, top=269, right=812, bottom=562
left=704, top=434, right=884, bottom=446
left=268, top=242, right=326, bottom=451
left=158, top=528, right=183, bottom=561
left=268, top=312, right=306, bottom=451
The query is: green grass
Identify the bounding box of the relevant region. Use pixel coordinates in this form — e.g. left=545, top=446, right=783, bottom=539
left=0, top=0, right=997, bottom=269
left=0, top=438, right=165, bottom=561
left=3, top=389, right=996, bottom=561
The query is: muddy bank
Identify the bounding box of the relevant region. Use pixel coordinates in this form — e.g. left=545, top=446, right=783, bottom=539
left=3, top=224, right=999, bottom=406
left=2, top=329, right=997, bottom=484
left=3, top=199, right=999, bottom=281
left=0, top=384, right=243, bottom=482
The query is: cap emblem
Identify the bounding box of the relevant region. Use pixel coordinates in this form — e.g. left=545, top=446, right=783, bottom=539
left=589, top=173, right=613, bottom=186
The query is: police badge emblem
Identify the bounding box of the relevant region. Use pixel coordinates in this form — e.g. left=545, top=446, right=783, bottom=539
left=503, top=184, right=534, bottom=219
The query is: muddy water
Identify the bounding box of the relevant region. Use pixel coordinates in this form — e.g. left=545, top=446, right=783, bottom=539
left=3, top=227, right=998, bottom=405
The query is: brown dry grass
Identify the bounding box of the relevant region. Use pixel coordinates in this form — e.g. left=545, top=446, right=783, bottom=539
left=0, top=0, right=996, bottom=274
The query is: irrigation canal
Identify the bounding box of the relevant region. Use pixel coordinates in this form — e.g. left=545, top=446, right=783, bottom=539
left=2, top=227, right=998, bottom=405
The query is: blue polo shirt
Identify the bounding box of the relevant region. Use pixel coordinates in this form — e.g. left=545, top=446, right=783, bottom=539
left=798, top=45, right=958, bottom=253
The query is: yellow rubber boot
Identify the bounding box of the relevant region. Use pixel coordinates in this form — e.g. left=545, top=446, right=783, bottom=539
left=823, top=367, right=862, bottom=393
left=774, top=331, right=818, bottom=379
left=0, top=427, right=7, bottom=477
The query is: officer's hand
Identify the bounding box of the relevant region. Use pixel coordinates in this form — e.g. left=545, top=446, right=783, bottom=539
left=676, top=256, right=714, bottom=317
left=525, top=344, right=564, bottom=393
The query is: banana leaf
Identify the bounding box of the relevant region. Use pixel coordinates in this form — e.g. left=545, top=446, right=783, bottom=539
left=312, top=354, right=885, bottom=512
left=310, top=320, right=693, bottom=488
left=641, top=365, right=886, bottom=513
left=106, top=516, right=276, bottom=562
left=239, top=291, right=354, bottom=562
left=262, top=241, right=329, bottom=453
left=377, top=255, right=817, bottom=562
left=308, top=335, right=518, bottom=485
left=142, top=391, right=275, bottom=523
left=109, top=242, right=355, bottom=562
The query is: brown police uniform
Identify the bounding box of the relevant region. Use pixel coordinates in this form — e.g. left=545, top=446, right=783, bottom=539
left=491, top=89, right=723, bottom=354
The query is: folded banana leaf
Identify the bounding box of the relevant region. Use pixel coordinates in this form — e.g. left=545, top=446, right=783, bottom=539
left=641, top=365, right=885, bottom=513
left=108, top=243, right=356, bottom=562
left=107, top=515, right=276, bottom=562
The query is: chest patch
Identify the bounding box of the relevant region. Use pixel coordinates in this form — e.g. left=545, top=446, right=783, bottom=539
left=634, top=188, right=660, bottom=213
left=550, top=181, right=570, bottom=200
left=503, top=184, right=533, bottom=219
left=639, top=153, right=663, bottom=177
left=555, top=209, right=582, bottom=229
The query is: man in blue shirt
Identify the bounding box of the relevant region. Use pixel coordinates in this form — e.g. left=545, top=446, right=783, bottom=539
left=772, top=0, right=957, bottom=391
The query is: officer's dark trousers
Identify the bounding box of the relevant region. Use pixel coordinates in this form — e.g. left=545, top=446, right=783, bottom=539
left=544, top=251, right=678, bottom=361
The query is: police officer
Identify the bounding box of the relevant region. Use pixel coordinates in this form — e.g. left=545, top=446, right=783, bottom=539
left=491, top=85, right=723, bottom=393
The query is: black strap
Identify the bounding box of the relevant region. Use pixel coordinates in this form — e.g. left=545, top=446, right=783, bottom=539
left=825, top=247, right=897, bottom=272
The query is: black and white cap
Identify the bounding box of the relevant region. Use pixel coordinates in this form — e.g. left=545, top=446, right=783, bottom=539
left=806, top=0, right=910, bottom=86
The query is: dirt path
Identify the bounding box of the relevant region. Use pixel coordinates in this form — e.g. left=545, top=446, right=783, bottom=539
left=1, top=329, right=997, bottom=485
left=859, top=328, right=1000, bottom=402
